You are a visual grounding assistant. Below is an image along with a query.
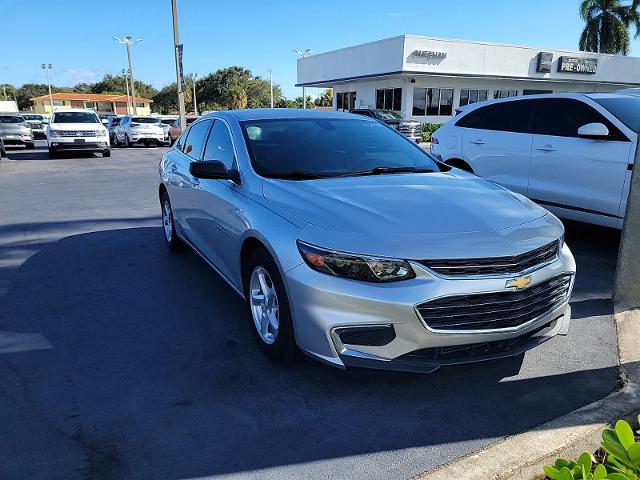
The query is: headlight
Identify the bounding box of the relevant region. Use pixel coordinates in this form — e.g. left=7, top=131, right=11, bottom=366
left=48, top=129, right=61, bottom=137
left=98, top=130, right=107, bottom=136
left=297, top=241, right=415, bottom=282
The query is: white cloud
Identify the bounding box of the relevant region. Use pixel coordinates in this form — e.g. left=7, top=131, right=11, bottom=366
left=65, top=68, right=103, bottom=84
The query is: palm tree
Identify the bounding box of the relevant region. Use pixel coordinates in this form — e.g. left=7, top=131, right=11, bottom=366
left=579, top=0, right=640, bottom=54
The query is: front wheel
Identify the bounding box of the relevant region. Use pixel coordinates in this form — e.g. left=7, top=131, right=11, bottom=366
left=124, top=134, right=132, bottom=148
left=161, top=192, right=184, bottom=252
left=48, top=147, right=57, bottom=159
left=244, top=249, right=297, bottom=361
left=102, top=149, right=111, bottom=158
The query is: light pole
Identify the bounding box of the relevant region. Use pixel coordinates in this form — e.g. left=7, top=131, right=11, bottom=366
left=293, top=49, right=312, bottom=109
left=266, top=68, right=274, bottom=108
left=113, top=36, right=141, bottom=115
left=190, top=73, right=198, bottom=115
left=171, top=0, right=187, bottom=130
left=2, top=85, right=6, bottom=101
left=41, top=64, right=53, bottom=112
left=121, top=68, right=132, bottom=114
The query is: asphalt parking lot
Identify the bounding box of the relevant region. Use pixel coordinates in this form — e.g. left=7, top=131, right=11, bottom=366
left=0, top=142, right=621, bottom=480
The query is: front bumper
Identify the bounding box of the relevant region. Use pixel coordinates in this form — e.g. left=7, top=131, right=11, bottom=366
left=50, top=139, right=109, bottom=152
left=2, top=133, right=33, bottom=145
left=285, top=243, right=575, bottom=372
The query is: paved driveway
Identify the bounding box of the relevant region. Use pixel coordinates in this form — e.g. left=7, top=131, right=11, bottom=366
left=0, top=143, right=620, bottom=480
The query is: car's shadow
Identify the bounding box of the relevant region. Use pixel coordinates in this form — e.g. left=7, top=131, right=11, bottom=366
left=0, top=224, right=622, bottom=479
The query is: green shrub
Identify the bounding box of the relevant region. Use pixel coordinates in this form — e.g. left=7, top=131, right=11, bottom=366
left=543, top=417, right=640, bottom=480
left=421, top=122, right=442, bottom=143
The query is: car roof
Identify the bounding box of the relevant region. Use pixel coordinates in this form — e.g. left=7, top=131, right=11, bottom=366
left=52, top=108, right=97, bottom=113
left=219, top=108, right=355, bottom=122
left=0, top=112, right=24, bottom=117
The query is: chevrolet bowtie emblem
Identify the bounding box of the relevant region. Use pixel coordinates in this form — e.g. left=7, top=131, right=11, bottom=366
left=506, top=276, right=532, bottom=290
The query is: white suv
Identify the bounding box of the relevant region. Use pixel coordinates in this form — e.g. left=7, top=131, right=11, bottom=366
left=431, top=93, right=639, bottom=229
left=114, top=116, right=164, bottom=147
left=47, top=109, right=110, bottom=158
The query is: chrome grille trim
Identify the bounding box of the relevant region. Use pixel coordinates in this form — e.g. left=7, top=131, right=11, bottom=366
left=57, top=130, right=100, bottom=137
left=419, top=241, right=559, bottom=276
left=416, top=274, right=572, bottom=332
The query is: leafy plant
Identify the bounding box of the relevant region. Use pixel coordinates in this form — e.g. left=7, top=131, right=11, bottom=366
left=600, top=418, right=640, bottom=478
left=544, top=452, right=608, bottom=479
left=421, top=123, right=442, bottom=143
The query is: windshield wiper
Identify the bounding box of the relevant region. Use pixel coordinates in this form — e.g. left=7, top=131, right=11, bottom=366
left=339, top=166, right=435, bottom=177
left=267, top=170, right=331, bottom=180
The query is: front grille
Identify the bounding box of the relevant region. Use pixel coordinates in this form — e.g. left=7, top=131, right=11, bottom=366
left=334, top=325, right=396, bottom=347
left=419, top=241, right=559, bottom=276
left=58, top=130, right=99, bottom=137
left=416, top=274, right=572, bottom=331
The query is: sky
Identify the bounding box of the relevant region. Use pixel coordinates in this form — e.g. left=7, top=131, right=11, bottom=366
left=2, top=0, right=640, bottom=99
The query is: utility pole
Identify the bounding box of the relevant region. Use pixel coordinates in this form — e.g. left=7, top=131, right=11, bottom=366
left=171, top=0, right=186, bottom=130
left=190, top=73, right=198, bottom=116
left=42, top=64, right=53, bottom=112
left=122, top=69, right=132, bottom=114
left=293, top=49, right=312, bottom=109
left=2, top=85, right=6, bottom=101
left=113, top=36, right=141, bottom=115
left=613, top=135, right=640, bottom=306
left=267, top=68, right=274, bottom=108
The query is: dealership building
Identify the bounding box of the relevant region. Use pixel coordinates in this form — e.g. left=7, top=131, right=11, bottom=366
left=297, top=35, right=640, bottom=122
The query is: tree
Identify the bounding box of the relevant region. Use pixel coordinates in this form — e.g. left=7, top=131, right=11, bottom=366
left=89, top=74, right=157, bottom=99
left=314, top=88, right=333, bottom=107
left=15, top=83, right=52, bottom=110
left=152, top=83, right=180, bottom=114
left=228, top=85, right=248, bottom=109
left=579, top=0, right=640, bottom=54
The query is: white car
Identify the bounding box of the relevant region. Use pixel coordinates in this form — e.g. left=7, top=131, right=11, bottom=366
left=153, top=115, right=178, bottom=144
left=114, top=116, right=164, bottom=147
left=46, top=109, right=110, bottom=158
left=431, top=93, right=639, bottom=229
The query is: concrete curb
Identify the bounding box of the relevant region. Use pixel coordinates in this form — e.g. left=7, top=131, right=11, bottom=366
left=414, top=304, right=640, bottom=480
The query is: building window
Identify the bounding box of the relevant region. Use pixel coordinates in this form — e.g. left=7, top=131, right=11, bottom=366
left=85, top=102, right=96, bottom=110
left=52, top=100, right=65, bottom=106
left=459, top=89, right=488, bottom=107
left=336, top=92, right=356, bottom=112
left=494, top=90, right=519, bottom=99
left=523, top=89, right=553, bottom=96
left=412, top=88, right=454, bottom=116
left=135, top=102, right=145, bottom=108
left=375, top=88, right=402, bottom=111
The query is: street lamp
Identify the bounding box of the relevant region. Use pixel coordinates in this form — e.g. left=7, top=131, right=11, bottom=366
left=113, top=36, right=142, bottom=114
left=121, top=68, right=132, bottom=115
left=189, top=73, right=198, bottom=116
left=293, top=49, right=312, bottom=109
left=41, top=64, right=53, bottom=113
left=266, top=68, right=274, bottom=108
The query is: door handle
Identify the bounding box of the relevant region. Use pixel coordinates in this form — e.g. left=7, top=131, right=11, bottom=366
left=536, top=145, right=557, bottom=152
left=470, top=139, right=485, bottom=145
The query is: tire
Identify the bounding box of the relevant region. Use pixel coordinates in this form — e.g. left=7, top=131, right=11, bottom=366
left=111, top=133, right=118, bottom=147
left=244, top=248, right=297, bottom=361
left=102, top=149, right=111, bottom=158
left=26, top=142, right=35, bottom=150
left=160, top=191, right=184, bottom=252
left=124, top=134, right=132, bottom=148
left=48, top=147, right=57, bottom=159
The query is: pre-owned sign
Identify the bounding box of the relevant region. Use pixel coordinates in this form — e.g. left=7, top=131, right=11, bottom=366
left=558, top=56, right=598, bottom=74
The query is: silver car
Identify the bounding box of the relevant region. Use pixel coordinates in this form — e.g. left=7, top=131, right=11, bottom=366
left=158, top=109, right=575, bottom=373
left=0, top=114, right=35, bottom=149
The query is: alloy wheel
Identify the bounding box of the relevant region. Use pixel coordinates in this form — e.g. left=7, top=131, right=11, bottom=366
left=249, top=266, right=280, bottom=344
left=162, top=199, right=173, bottom=243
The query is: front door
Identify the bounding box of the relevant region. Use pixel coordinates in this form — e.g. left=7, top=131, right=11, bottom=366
left=528, top=98, right=632, bottom=227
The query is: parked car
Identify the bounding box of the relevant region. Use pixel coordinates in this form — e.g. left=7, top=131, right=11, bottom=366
left=114, top=115, right=164, bottom=147
left=431, top=93, right=640, bottom=229
left=0, top=113, right=34, bottom=149
left=0, top=137, right=5, bottom=158
left=20, top=113, right=47, bottom=139
left=167, top=116, right=198, bottom=145
left=159, top=109, right=575, bottom=373
left=155, top=115, right=178, bottom=145
left=46, top=109, right=110, bottom=158
left=350, top=109, right=422, bottom=143
left=104, top=116, right=122, bottom=145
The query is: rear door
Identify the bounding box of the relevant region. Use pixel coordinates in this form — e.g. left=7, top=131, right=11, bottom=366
left=458, top=99, right=536, bottom=195
left=528, top=98, right=632, bottom=227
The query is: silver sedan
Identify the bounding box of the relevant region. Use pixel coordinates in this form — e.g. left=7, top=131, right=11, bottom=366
left=158, top=109, right=575, bottom=373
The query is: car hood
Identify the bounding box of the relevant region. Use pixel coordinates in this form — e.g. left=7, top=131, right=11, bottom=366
left=49, top=123, right=104, bottom=131
left=263, top=172, right=559, bottom=259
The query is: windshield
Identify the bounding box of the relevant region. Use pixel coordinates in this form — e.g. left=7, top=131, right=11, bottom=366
left=22, top=114, right=43, bottom=121
left=0, top=116, right=25, bottom=123
left=373, top=110, right=403, bottom=121
left=241, top=118, right=440, bottom=179
left=52, top=112, right=99, bottom=124
left=593, top=96, right=640, bottom=132
left=132, top=117, right=159, bottom=124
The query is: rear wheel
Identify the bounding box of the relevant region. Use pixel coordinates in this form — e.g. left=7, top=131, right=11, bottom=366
left=124, top=134, right=132, bottom=148
left=161, top=192, right=184, bottom=252
left=244, top=248, right=297, bottom=361
left=102, top=149, right=111, bottom=158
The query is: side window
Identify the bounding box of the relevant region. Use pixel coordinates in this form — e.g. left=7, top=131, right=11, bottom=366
left=203, top=120, right=236, bottom=170
left=183, top=120, right=212, bottom=160
left=456, top=99, right=535, bottom=133
left=532, top=98, right=626, bottom=140
left=175, top=126, right=190, bottom=152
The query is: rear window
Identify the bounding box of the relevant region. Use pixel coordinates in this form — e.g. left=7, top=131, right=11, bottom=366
left=132, top=117, right=159, bottom=123
left=456, top=99, right=535, bottom=133
left=160, top=119, right=176, bottom=125
left=593, top=96, right=640, bottom=133
left=52, top=112, right=99, bottom=123
left=0, top=116, right=25, bottom=123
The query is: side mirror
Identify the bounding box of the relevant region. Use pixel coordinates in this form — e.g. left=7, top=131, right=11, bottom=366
left=190, top=160, right=240, bottom=182
left=578, top=122, right=609, bottom=139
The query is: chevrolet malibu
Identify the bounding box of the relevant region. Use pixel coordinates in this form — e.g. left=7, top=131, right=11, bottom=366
left=159, top=109, right=576, bottom=373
